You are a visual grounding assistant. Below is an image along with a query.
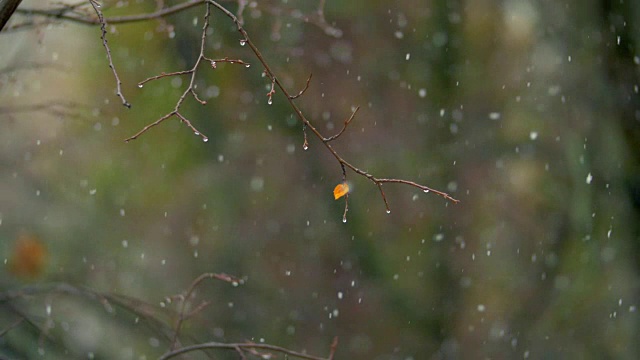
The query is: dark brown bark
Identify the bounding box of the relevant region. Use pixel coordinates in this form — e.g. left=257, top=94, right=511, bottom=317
left=0, top=0, right=22, bottom=31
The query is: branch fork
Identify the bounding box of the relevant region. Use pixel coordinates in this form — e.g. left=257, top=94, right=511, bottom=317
left=29, top=0, right=459, bottom=218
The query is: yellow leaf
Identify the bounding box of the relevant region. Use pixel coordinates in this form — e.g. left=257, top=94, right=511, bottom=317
left=333, top=182, right=349, bottom=200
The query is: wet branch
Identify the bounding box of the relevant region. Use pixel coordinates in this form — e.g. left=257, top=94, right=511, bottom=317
left=89, top=0, right=130, bottom=108
left=206, top=0, right=459, bottom=217
left=14, top=0, right=459, bottom=217
left=124, top=3, right=249, bottom=142
left=289, top=73, right=312, bottom=99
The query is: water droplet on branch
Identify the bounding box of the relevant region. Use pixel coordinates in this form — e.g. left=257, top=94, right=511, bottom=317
left=239, top=39, right=247, bottom=46
left=137, top=84, right=144, bottom=88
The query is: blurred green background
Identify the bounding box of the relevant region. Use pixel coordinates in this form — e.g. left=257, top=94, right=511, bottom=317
left=1, top=0, right=639, bottom=359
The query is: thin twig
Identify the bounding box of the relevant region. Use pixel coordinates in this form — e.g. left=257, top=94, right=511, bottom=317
left=328, top=336, right=338, bottom=360
left=89, top=0, right=130, bottom=108
left=266, top=75, right=276, bottom=105
left=302, top=123, right=309, bottom=150
left=235, top=345, right=248, bottom=360
left=324, top=106, right=359, bottom=142
left=289, top=73, right=312, bottom=99
left=169, top=272, right=243, bottom=350
left=340, top=163, right=348, bottom=223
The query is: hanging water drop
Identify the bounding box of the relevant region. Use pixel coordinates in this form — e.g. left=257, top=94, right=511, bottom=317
left=137, top=84, right=144, bottom=88
left=303, top=143, right=309, bottom=150
left=342, top=216, right=347, bottom=223
left=203, top=137, right=209, bottom=143
left=268, top=97, right=273, bottom=105
left=194, top=131, right=200, bottom=136
left=240, top=39, right=247, bottom=46
left=386, top=209, right=391, bottom=214
left=423, top=189, right=430, bottom=193
left=245, top=63, right=251, bottom=68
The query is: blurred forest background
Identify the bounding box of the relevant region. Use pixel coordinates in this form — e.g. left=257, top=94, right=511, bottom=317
left=1, top=0, right=639, bottom=359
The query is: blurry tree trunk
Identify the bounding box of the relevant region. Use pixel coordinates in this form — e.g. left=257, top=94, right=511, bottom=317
left=0, top=0, right=22, bottom=31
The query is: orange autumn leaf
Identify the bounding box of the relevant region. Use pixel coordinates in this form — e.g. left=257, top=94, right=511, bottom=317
left=9, top=233, right=47, bottom=280
left=333, top=182, right=349, bottom=200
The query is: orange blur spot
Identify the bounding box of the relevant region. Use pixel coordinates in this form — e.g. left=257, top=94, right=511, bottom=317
left=9, top=233, right=47, bottom=280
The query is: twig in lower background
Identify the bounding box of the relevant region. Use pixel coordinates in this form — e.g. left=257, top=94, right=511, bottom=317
left=159, top=340, right=335, bottom=360
left=1, top=281, right=330, bottom=359
left=0, top=317, right=24, bottom=337
left=169, top=273, right=244, bottom=351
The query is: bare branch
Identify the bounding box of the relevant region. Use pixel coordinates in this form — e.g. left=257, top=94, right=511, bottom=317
left=340, top=163, right=349, bottom=223
left=235, top=345, right=248, bottom=360
left=302, top=123, right=309, bottom=150
left=169, top=272, right=244, bottom=350
left=0, top=0, right=23, bottom=31
left=266, top=75, right=276, bottom=105
left=126, top=4, right=249, bottom=142
left=324, top=106, right=359, bottom=142
left=89, top=0, right=130, bottom=108
left=328, top=336, right=338, bottom=360
left=289, top=73, right=312, bottom=99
